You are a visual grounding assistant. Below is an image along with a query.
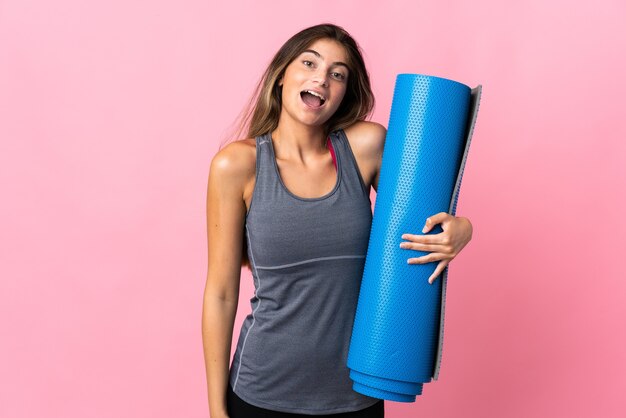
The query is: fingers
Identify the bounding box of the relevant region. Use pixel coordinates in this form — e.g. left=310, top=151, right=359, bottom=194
left=403, top=213, right=456, bottom=285
left=405, top=253, right=449, bottom=285
left=422, top=212, right=451, bottom=233
left=406, top=252, right=446, bottom=265
left=401, top=233, right=454, bottom=264
left=400, top=238, right=452, bottom=252
left=402, top=213, right=456, bottom=285
left=401, top=232, right=448, bottom=245
left=428, top=260, right=449, bottom=284
left=400, top=234, right=453, bottom=256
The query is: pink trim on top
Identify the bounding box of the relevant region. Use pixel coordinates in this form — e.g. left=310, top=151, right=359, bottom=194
left=327, top=136, right=337, bottom=171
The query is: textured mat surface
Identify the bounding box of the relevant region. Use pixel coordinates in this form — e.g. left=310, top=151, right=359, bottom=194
left=346, top=74, right=482, bottom=402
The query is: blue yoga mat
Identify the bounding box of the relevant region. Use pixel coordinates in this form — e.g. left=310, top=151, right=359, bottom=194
left=346, top=74, right=482, bottom=402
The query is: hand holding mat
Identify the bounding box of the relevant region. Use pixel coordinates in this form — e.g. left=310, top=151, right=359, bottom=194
left=346, top=74, right=482, bottom=402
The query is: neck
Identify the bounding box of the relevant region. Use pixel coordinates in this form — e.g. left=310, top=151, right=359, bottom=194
left=271, top=115, right=329, bottom=163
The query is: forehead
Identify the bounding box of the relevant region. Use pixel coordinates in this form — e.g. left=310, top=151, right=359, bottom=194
left=300, top=38, right=349, bottom=67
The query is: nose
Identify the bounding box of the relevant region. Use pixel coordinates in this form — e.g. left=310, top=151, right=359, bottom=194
left=313, top=68, right=329, bottom=87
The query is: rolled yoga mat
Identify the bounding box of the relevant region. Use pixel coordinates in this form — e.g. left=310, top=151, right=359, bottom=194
left=346, top=74, right=482, bottom=402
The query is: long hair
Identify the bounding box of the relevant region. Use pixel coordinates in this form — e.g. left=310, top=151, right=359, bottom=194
left=223, top=23, right=375, bottom=270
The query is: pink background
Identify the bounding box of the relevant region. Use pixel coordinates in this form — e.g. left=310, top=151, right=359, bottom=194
left=1, top=0, right=625, bottom=417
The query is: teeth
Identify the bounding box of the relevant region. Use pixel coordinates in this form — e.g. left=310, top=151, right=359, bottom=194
left=304, top=90, right=326, bottom=102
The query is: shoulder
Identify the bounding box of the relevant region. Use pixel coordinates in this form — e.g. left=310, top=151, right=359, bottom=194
left=341, top=121, right=387, bottom=192
left=342, top=120, right=387, bottom=161
left=209, top=137, right=257, bottom=191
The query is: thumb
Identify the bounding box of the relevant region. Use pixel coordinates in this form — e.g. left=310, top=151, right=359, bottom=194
left=422, top=212, right=449, bottom=233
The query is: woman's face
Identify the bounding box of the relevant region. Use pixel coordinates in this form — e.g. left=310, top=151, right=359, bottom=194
left=278, top=38, right=350, bottom=128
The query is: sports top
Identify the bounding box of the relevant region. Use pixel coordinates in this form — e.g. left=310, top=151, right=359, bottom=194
left=228, top=128, right=380, bottom=414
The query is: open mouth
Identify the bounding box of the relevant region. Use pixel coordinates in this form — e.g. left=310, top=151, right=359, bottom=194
left=300, top=90, right=326, bottom=108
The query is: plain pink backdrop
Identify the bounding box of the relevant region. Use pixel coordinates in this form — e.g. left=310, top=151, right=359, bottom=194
left=1, top=0, right=625, bottom=417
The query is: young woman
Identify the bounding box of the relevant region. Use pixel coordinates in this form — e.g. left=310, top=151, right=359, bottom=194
left=203, top=23, right=473, bottom=418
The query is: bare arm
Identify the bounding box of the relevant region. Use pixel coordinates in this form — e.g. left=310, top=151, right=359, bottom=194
left=202, top=142, right=252, bottom=418
left=344, top=121, right=387, bottom=193
left=368, top=123, right=387, bottom=193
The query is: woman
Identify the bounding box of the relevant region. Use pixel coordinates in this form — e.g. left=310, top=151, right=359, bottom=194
left=203, top=23, right=473, bottom=418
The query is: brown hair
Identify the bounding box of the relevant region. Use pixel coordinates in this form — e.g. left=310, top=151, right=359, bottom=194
left=222, top=23, right=375, bottom=270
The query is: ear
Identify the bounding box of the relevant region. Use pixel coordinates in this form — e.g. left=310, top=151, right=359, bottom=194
left=278, top=77, right=283, bottom=87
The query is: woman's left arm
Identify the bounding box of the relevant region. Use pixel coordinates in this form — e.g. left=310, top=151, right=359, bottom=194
left=349, top=121, right=473, bottom=284
left=399, top=213, right=473, bottom=284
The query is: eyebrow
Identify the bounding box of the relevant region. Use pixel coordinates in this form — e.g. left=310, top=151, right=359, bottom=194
left=301, top=49, right=349, bottom=70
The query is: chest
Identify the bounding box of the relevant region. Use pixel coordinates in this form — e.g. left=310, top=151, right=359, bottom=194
left=243, top=137, right=375, bottom=213
left=244, top=194, right=373, bottom=267
left=274, top=155, right=339, bottom=200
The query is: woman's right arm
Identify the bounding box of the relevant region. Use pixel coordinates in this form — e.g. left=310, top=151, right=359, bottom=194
left=202, top=141, right=254, bottom=418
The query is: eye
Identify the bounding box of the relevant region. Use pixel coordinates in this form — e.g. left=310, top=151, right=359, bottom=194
left=302, top=60, right=313, bottom=67
left=332, top=72, right=346, bottom=80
